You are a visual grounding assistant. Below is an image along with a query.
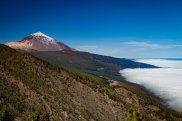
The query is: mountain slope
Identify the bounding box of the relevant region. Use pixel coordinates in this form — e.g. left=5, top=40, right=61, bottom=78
left=0, top=44, right=182, bottom=121
left=6, top=32, right=74, bottom=51
left=31, top=50, right=158, bottom=81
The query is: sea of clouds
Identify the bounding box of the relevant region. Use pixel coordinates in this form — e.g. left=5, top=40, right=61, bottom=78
left=120, top=59, right=182, bottom=111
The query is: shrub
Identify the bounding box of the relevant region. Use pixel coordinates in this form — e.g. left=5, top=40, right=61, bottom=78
left=26, top=111, right=40, bottom=121
left=126, top=107, right=142, bottom=121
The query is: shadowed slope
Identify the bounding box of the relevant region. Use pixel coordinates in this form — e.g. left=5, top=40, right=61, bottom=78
left=32, top=50, right=158, bottom=80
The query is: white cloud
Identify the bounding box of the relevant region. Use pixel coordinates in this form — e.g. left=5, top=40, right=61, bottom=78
left=123, top=41, right=182, bottom=49
left=120, top=59, right=182, bottom=111
left=74, top=40, right=182, bottom=58
left=135, top=59, right=182, bottom=68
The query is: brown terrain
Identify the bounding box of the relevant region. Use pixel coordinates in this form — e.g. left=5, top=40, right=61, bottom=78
left=0, top=44, right=182, bottom=121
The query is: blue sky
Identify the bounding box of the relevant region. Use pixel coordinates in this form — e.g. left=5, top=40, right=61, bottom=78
left=0, top=0, right=182, bottom=58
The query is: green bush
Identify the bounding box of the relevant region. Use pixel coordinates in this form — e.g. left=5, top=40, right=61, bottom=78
left=126, top=107, right=142, bottom=121
left=26, top=111, right=40, bottom=121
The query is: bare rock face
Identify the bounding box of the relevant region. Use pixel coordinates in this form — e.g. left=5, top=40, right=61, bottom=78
left=6, top=32, right=74, bottom=51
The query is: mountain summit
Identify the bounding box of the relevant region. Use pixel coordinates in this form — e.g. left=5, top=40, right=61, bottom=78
left=6, top=32, right=74, bottom=51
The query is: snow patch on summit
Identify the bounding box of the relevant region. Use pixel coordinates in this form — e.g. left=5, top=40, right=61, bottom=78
left=31, top=32, right=54, bottom=41
left=6, top=32, right=74, bottom=51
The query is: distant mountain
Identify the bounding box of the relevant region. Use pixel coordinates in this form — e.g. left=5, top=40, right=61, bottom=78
left=6, top=32, right=74, bottom=51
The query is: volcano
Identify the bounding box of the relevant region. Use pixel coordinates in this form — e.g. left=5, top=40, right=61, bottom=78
left=6, top=32, right=74, bottom=51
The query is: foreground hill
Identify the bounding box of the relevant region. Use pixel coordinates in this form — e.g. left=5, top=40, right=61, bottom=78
left=0, top=44, right=182, bottom=121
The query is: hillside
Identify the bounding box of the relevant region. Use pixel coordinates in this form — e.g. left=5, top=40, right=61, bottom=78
left=31, top=50, right=157, bottom=80
left=0, top=44, right=182, bottom=121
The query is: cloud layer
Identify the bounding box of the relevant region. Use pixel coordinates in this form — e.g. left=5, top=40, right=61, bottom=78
left=136, top=59, right=182, bottom=68
left=123, top=41, right=182, bottom=49
left=120, top=59, right=182, bottom=111
left=74, top=40, right=182, bottom=58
